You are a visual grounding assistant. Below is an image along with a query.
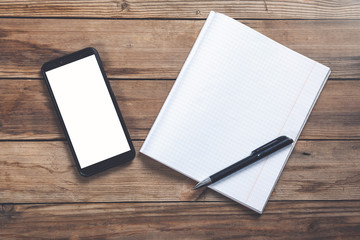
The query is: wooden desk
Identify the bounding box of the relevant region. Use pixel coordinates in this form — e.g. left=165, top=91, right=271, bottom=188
left=1, top=1, right=359, bottom=239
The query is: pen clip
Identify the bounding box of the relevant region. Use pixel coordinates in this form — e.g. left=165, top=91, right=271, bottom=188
left=251, top=136, right=289, bottom=155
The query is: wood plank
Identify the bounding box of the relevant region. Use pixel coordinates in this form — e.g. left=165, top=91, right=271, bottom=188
left=0, top=19, right=359, bottom=79
left=1, top=0, right=360, bottom=19
left=0, top=201, right=359, bottom=239
left=1, top=80, right=359, bottom=140
left=0, top=140, right=359, bottom=203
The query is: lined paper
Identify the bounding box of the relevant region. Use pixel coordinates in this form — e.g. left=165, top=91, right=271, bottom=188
left=140, top=11, right=330, bottom=213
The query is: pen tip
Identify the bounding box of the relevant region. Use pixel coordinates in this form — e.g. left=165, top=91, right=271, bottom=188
left=192, top=183, right=202, bottom=190
left=192, top=177, right=212, bottom=190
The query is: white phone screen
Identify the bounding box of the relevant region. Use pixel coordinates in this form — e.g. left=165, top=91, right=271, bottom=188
left=45, top=55, right=130, bottom=169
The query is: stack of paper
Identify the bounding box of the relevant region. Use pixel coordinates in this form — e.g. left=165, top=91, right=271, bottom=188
left=140, top=11, right=330, bottom=213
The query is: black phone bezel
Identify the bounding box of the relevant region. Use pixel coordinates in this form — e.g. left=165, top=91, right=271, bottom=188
left=41, top=47, right=135, bottom=177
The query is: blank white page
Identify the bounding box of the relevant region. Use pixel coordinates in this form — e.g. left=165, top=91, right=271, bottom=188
left=140, top=11, right=330, bottom=213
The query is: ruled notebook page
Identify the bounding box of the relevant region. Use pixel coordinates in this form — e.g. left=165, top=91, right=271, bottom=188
left=140, top=11, right=330, bottom=213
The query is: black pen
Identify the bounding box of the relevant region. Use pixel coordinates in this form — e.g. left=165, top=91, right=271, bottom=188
left=193, top=136, right=294, bottom=190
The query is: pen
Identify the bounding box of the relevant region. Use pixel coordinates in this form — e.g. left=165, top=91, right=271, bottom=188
left=193, top=135, right=294, bottom=190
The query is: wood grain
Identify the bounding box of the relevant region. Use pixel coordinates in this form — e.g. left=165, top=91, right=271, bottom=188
left=0, top=140, right=359, bottom=203
left=1, top=0, right=360, bottom=19
left=0, top=80, right=359, bottom=140
left=1, top=201, right=359, bottom=239
left=0, top=19, right=359, bottom=79
left=1, top=0, right=359, bottom=238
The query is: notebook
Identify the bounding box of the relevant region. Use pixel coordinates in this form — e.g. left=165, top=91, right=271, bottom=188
left=140, top=11, right=331, bottom=213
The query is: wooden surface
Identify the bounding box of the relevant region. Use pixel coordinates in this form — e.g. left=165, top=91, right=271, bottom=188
left=1, top=1, right=359, bottom=239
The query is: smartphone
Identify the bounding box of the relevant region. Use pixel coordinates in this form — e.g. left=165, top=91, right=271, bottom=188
left=41, top=47, right=135, bottom=176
